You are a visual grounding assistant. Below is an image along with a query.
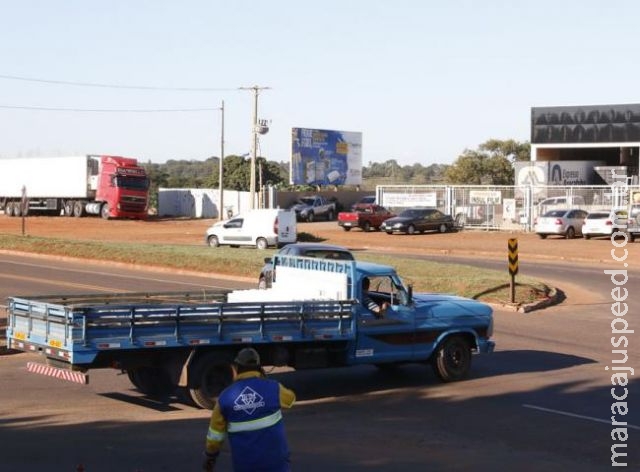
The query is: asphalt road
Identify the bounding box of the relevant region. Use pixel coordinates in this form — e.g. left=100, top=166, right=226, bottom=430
left=0, top=253, right=638, bottom=471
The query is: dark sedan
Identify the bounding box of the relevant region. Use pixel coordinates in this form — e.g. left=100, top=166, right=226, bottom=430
left=380, top=208, right=454, bottom=235
left=258, top=242, right=354, bottom=289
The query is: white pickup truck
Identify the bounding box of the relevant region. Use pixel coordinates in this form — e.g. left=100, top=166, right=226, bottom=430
left=290, top=195, right=336, bottom=222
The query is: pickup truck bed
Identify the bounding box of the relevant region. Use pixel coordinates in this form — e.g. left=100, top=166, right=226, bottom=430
left=8, top=290, right=356, bottom=367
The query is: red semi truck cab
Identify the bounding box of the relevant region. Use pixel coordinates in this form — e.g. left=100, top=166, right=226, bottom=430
left=94, top=155, right=150, bottom=219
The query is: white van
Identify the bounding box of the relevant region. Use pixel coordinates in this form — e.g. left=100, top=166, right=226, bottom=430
left=537, top=195, right=585, bottom=213
left=205, top=209, right=297, bottom=249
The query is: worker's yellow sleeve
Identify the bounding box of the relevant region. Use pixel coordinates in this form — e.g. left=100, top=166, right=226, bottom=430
left=279, top=384, right=296, bottom=408
left=205, top=401, right=228, bottom=455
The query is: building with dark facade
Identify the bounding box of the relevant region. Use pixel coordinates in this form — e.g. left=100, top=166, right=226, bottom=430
left=530, top=103, right=640, bottom=185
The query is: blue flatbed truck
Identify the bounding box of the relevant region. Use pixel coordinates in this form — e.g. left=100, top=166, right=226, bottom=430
left=6, top=255, right=495, bottom=409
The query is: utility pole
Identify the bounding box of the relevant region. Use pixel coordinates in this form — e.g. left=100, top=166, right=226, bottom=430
left=218, top=100, right=225, bottom=220
left=239, top=85, right=270, bottom=209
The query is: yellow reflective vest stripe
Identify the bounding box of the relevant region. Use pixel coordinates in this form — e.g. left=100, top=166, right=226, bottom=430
left=227, top=409, right=283, bottom=433
left=207, top=426, right=226, bottom=442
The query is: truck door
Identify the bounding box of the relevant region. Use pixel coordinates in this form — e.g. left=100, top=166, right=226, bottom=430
left=353, top=275, right=416, bottom=364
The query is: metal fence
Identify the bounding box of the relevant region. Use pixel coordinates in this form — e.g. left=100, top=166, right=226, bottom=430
left=375, top=184, right=640, bottom=231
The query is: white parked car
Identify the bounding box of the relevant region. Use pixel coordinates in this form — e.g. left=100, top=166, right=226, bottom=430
left=582, top=210, right=627, bottom=239
left=534, top=208, right=588, bottom=239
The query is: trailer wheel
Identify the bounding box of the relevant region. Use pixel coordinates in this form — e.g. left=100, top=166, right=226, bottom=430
left=189, top=356, right=234, bottom=410
left=127, top=367, right=174, bottom=397
left=432, top=336, right=471, bottom=382
left=64, top=201, right=74, bottom=217
left=101, top=203, right=111, bottom=220
left=73, top=201, right=85, bottom=218
left=256, top=237, right=268, bottom=250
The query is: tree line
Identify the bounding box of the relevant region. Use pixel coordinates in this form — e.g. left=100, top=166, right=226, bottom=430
left=142, top=138, right=531, bottom=202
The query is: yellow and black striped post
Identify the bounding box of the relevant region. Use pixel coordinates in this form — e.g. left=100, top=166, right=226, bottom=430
left=508, top=238, right=518, bottom=303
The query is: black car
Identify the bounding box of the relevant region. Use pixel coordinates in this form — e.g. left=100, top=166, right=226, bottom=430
left=380, top=208, right=454, bottom=235
left=258, top=243, right=354, bottom=289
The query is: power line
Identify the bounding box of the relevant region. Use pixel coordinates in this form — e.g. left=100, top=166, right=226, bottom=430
left=0, top=104, right=219, bottom=112
left=0, top=74, right=236, bottom=92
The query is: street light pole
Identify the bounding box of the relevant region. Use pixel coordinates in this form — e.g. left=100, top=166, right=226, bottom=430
left=218, top=100, right=225, bottom=219
left=240, top=85, right=270, bottom=209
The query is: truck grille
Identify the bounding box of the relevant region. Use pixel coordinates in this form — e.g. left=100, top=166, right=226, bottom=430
left=120, top=195, right=147, bottom=211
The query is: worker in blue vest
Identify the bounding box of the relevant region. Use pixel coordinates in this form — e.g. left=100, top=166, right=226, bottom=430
left=203, top=347, right=296, bottom=471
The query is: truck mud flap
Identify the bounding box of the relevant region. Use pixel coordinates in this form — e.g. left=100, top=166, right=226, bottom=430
left=26, top=361, right=89, bottom=385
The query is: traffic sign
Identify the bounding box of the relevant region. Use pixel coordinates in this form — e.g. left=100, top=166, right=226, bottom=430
left=508, top=238, right=518, bottom=276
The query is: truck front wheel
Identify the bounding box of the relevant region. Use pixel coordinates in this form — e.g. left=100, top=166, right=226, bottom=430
left=189, top=360, right=234, bottom=410
left=306, top=212, right=314, bottom=223
left=101, top=203, right=111, bottom=220
left=432, top=336, right=471, bottom=382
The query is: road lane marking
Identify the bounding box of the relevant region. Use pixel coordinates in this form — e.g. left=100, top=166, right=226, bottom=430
left=523, top=404, right=640, bottom=430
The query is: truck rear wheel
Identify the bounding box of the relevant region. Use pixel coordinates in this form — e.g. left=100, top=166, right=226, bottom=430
left=432, top=336, right=471, bottom=382
left=189, top=358, right=234, bottom=410
left=363, top=221, right=371, bottom=232
left=5, top=202, right=15, bottom=217
left=127, top=367, right=174, bottom=397
left=73, top=201, right=85, bottom=218
left=64, top=201, right=74, bottom=217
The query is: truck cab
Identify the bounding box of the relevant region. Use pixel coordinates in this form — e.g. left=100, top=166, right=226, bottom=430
left=94, top=155, right=150, bottom=219
left=263, top=254, right=495, bottom=381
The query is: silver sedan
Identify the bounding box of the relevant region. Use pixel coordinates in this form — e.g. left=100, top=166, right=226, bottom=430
left=534, top=208, right=588, bottom=239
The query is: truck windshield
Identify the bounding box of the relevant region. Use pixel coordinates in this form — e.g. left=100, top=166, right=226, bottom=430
left=115, top=175, right=150, bottom=191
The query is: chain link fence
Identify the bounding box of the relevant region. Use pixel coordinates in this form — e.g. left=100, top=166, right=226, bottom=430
left=376, top=184, right=640, bottom=231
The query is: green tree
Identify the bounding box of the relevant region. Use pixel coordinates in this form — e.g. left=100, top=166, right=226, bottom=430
left=445, top=139, right=530, bottom=184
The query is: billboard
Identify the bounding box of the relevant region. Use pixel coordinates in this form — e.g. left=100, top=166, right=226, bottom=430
left=290, top=128, right=362, bottom=186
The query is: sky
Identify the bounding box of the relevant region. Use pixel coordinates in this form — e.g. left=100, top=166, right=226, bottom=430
left=0, top=0, right=638, bottom=166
